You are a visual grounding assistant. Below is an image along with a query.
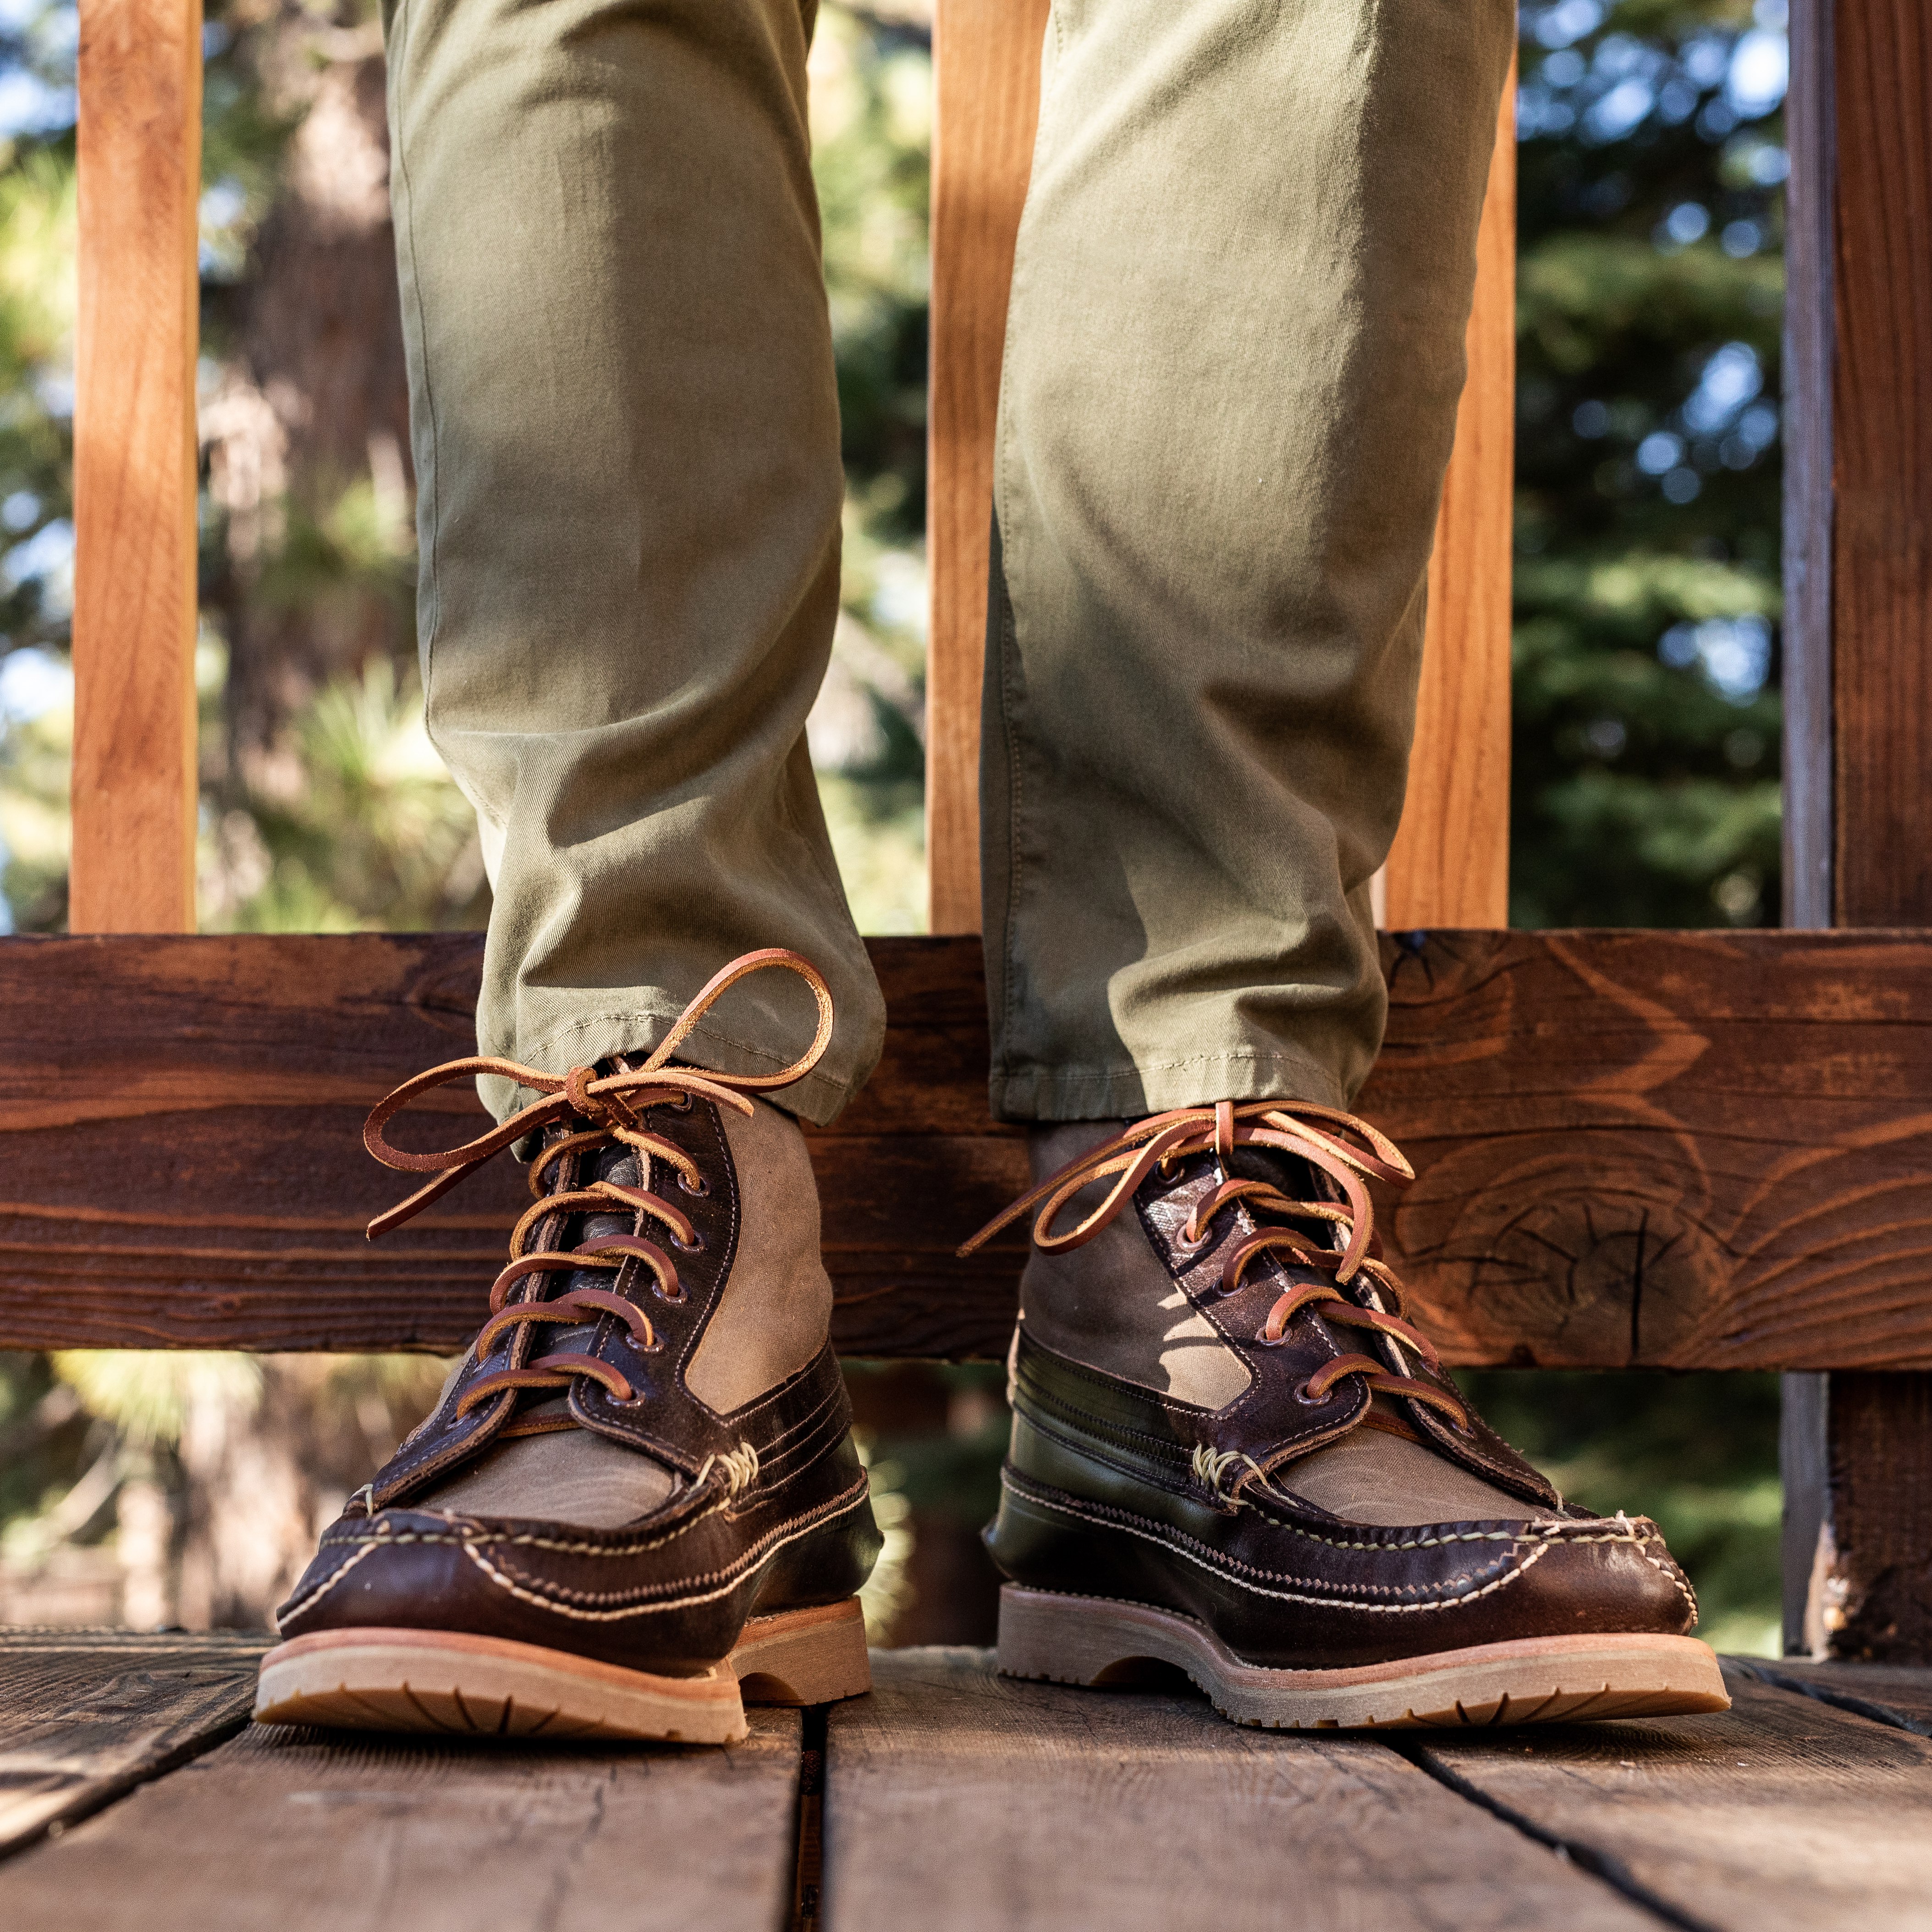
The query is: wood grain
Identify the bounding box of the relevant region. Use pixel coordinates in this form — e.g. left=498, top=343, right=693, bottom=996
left=821, top=1648, right=1653, bottom=1932
left=0, top=1631, right=267, bottom=1856
left=3, top=930, right=1932, bottom=1367
left=70, top=0, right=201, bottom=935
left=0, top=1698, right=802, bottom=1929
left=1405, top=1665, right=1932, bottom=1932
left=1812, top=1371, right=1932, bottom=1663
left=1735, top=1656, right=1932, bottom=1736
left=924, top=0, right=1052, bottom=936
left=1381, top=66, right=1515, bottom=931
left=1783, top=1, right=1932, bottom=1667
left=1829, top=0, right=1932, bottom=928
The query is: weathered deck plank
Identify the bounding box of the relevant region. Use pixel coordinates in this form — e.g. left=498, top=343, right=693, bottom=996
left=0, top=1629, right=267, bottom=1855
left=0, top=1693, right=802, bottom=1932
left=1404, top=1662, right=1932, bottom=1932
left=1733, top=1656, right=1932, bottom=1736
left=820, top=1648, right=1657, bottom=1932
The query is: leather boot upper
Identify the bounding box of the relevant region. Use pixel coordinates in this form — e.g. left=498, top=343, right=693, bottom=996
left=970, top=1101, right=1701, bottom=1667
left=275, top=952, right=881, bottom=1673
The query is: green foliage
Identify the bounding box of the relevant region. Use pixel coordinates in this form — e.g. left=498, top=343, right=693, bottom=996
left=200, top=655, right=486, bottom=932
left=1512, top=0, right=1786, bottom=931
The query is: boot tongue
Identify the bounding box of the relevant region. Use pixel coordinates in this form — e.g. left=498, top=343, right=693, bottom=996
left=501, top=1120, right=653, bottom=1424
left=420, top=1123, right=683, bottom=1525
left=1226, top=1139, right=1328, bottom=1211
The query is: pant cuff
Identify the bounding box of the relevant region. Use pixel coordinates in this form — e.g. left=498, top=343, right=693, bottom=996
left=987, top=1047, right=1352, bottom=1124
left=481, top=1004, right=860, bottom=1130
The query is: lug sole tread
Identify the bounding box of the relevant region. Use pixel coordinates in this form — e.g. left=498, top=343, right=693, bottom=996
left=253, top=1598, right=871, bottom=1745
left=995, top=1585, right=1731, bottom=1730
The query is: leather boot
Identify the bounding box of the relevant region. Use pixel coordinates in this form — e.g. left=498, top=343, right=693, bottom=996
left=969, top=1103, right=1730, bottom=1730
left=255, top=952, right=881, bottom=1745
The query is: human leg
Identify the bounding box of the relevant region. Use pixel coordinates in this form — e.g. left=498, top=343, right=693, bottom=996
left=390, top=0, right=880, bottom=1126
left=978, top=0, right=1727, bottom=1725
left=260, top=0, right=883, bottom=1743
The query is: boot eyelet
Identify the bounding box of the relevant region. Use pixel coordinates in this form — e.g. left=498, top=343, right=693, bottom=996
left=672, top=1231, right=706, bottom=1254
left=1177, top=1223, right=1211, bottom=1253
left=1254, top=1327, right=1285, bottom=1349
left=664, top=1092, right=694, bottom=1113
left=655, top=1281, right=688, bottom=1305
left=1295, top=1378, right=1323, bottom=1404
left=678, top=1172, right=710, bottom=1197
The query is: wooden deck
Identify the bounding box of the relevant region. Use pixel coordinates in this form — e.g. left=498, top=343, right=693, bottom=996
left=3, top=1633, right=1929, bottom=1930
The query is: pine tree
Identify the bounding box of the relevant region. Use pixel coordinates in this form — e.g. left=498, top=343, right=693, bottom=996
left=1512, top=0, right=1786, bottom=931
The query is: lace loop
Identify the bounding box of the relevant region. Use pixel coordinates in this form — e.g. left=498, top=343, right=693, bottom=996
left=362, top=947, right=834, bottom=1241
left=363, top=949, right=833, bottom=1431
left=962, top=1100, right=1467, bottom=1435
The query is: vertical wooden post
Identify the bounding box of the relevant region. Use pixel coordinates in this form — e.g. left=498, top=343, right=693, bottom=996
left=1778, top=0, right=1836, bottom=1660
left=925, top=27, right=1519, bottom=935
left=925, top=0, right=1051, bottom=936
left=1381, top=71, right=1517, bottom=931
left=70, top=0, right=203, bottom=935
left=1782, top=0, right=1932, bottom=1663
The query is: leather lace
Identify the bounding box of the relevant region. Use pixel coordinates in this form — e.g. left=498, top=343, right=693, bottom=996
left=362, top=948, right=835, bottom=1426
left=961, top=1099, right=1470, bottom=1432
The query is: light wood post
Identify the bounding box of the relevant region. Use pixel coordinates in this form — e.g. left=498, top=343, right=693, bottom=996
left=70, top=0, right=203, bottom=935
left=924, top=0, right=1051, bottom=936
left=1381, top=70, right=1517, bottom=930
left=924, top=26, right=1518, bottom=935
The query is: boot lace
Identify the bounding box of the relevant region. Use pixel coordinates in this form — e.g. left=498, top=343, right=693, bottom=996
left=361, top=948, right=834, bottom=1426
left=961, top=1098, right=1469, bottom=1433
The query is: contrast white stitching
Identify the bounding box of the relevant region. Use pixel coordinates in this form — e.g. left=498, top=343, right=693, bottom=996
left=275, top=1534, right=387, bottom=1624
left=1009, top=1478, right=1551, bottom=1614
left=460, top=1481, right=875, bottom=1622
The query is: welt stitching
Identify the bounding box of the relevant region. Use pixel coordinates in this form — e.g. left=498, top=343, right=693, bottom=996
left=1001, top=1468, right=1522, bottom=1599
left=460, top=1481, right=874, bottom=1620
left=276, top=1535, right=386, bottom=1624
left=1003, top=1466, right=1661, bottom=1593
left=1007, top=1474, right=1552, bottom=1613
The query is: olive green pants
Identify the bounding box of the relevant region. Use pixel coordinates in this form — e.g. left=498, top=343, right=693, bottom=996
left=384, top=0, right=1513, bottom=1125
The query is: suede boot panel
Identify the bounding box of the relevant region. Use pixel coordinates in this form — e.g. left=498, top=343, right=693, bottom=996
left=685, top=1096, right=834, bottom=1415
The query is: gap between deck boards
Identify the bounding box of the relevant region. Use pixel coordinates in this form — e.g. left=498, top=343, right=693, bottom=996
left=7, top=1638, right=1932, bottom=1932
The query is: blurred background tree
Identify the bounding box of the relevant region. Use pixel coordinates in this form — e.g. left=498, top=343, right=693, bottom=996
left=0, top=0, right=1789, bottom=1651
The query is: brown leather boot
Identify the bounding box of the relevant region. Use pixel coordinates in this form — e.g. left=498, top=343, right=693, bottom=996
left=969, top=1102, right=1730, bottom=1730
left=255, top=952, right=880, bottom=1744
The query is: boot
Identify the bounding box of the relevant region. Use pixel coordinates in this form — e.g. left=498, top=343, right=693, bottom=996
left=255, top=951, right=881, bottom=1744
left=970, top=1102, right=1730, bottom=1730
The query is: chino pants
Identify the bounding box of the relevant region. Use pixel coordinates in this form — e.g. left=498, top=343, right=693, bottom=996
left=382, top=0, right=1514, bottom=1125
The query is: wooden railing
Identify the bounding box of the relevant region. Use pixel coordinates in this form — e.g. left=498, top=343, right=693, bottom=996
left=10, top=0, right=1932, bottom=1661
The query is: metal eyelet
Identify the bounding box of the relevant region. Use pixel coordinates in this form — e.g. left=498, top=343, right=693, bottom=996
left=672, top=1231, right=706, bottom=1254
left=655, top=1280, right=688, bottom=1305
left=664, top=1092, right=694, bottom=1113
left=1295, top=1378, right=1323, bottom=1404
left=1253, top=1327, right=1286, bottom=1349
left=678, top=1172, right=710, bottom=1197
left=1177, top=1223, right=1211, bottom=1253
